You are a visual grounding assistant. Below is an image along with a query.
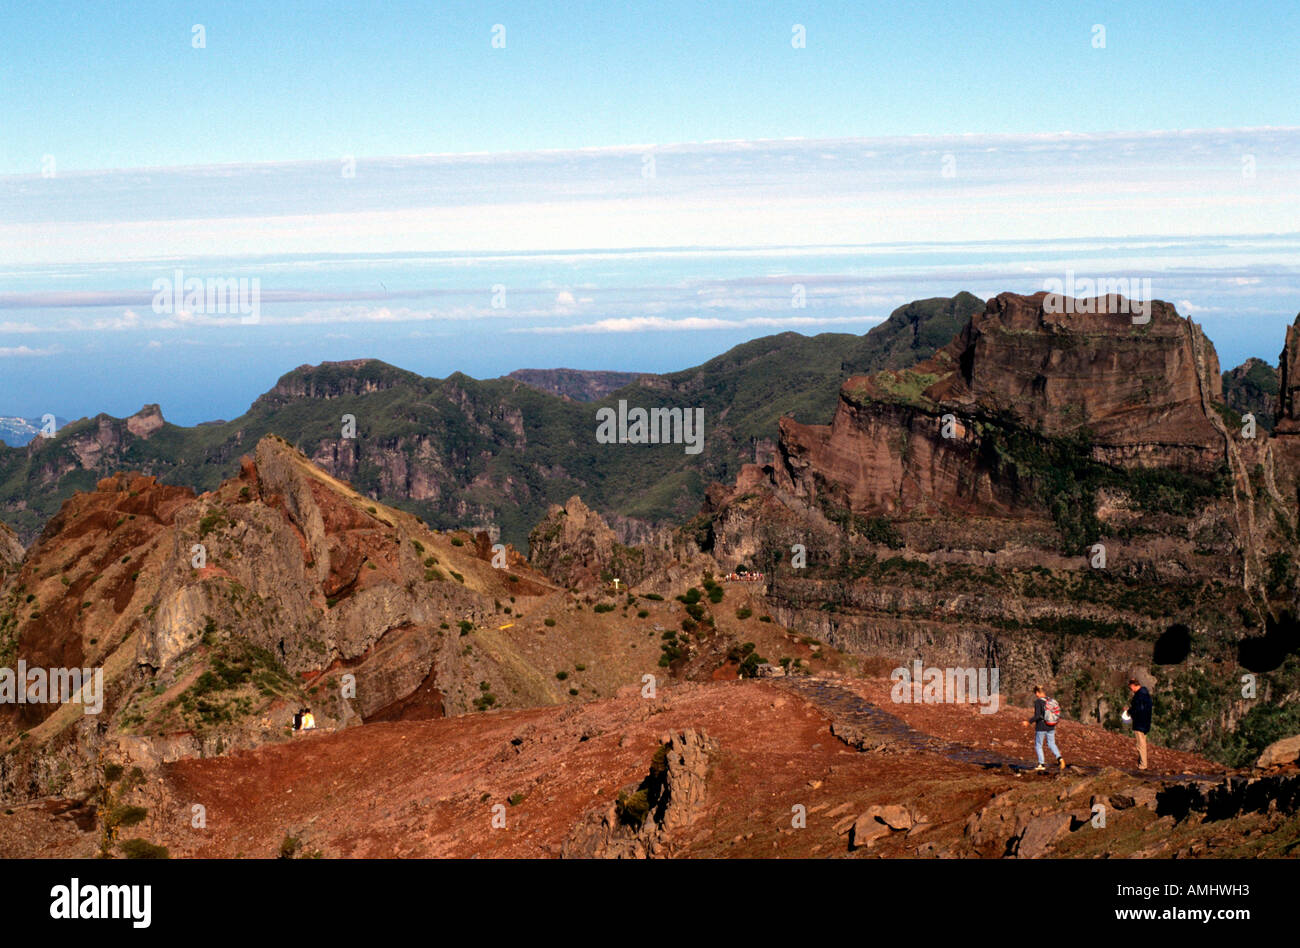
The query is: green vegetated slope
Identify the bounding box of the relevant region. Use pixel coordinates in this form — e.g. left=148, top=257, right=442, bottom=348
left=0, top=294, right=982, bottom=547
left=1222, top=356, right=1280, bottom=433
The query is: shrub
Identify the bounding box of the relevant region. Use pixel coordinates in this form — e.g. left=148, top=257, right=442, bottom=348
left=555, top=671, right=569, bottom=681
left=735, top=607, right=753, bottom=620
left=593, top=603, right=616, bottom=614
left=544, top=618, right=556, bottom=627
left=458, top=620, right=474, bottom=636
left=615, top=789, right=651, bottom=829
left=637, top=609, right=649, bottom=618
left=109, top=805, right=148, bottom=828
left=120, top=838, right=169, bottom=859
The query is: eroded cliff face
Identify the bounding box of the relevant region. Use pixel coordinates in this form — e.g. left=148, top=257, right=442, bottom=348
left=701, top=294, right=1300, bottom=758
left=774, top=292, right=1228, bottom=521
left=952, top=293, right=1222, bottom=470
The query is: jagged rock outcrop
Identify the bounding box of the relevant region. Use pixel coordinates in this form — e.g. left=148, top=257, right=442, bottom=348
left=0, top=435, right=568, bottom=803
left=1276, top=314, right=1300, bottom=434
left=561, top=729, right=717, bottom=858
left=528, top=495, right=672, bottom=590
left=774, top=292, right=1227, bottom=520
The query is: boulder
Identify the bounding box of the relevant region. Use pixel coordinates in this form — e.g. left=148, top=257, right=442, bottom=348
left=849, top=808, right=891, bottom=849
left=1256, top=734, right=1300, bottom=769
left=876, top=804, right=913, bottom=830
left=1015, top=812, right=1072, bottom=859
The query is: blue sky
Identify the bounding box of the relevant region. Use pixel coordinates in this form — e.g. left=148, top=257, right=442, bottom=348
left=3, top=0, right=1296, bottom=173
left=1, top=2, right=1298, bottom=428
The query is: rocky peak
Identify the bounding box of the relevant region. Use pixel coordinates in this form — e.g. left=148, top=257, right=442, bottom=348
left=126, top=404, right=165, bottom=439
left=507, top=368, right=647, bottom=402
left=1275, top=313, right=1300, bottom=434
left=254, top=359, right=421, bottom=410
left=528, top=495, right=621, bottom=589
left=948, top=292, right=1223, bottom=464
left=1223, top=357, right=1279, bottom=432
left=788, top=292, right=1229, bottom=517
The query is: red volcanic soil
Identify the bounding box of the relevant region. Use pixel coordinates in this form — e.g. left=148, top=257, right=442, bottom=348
left=0, top=675, right=1233, bottom=859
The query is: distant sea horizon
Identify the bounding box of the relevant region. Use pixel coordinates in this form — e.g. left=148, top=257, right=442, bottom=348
left=4, top=131, right=1299, bottom=425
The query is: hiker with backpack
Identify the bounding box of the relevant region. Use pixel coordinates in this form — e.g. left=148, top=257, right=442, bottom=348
left=1021, top=686, right=1066, bottom=771
left=1126, top=678, right=1153, bottom=770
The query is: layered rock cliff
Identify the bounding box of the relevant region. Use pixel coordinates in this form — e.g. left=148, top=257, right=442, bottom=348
left=699, top=294, right=1300, bottom=764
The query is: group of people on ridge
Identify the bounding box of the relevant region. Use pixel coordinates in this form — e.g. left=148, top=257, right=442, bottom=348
left=1021, top=679, right=1152, bottom=772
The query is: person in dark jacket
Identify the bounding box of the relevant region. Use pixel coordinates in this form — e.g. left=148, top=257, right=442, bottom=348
left=1127, top=679, right=1153, bottom=770
left=1020, top=686, right=1066, bottom=771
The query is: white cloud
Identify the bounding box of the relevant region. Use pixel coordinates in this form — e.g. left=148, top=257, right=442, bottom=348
left=515, top=314, right=886, bottom=334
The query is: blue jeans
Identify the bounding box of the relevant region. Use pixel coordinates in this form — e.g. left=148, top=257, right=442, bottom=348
left=1035, top=728, right=1061, bottom=764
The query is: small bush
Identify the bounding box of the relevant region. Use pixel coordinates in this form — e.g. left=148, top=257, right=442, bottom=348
left=109, top=805, right=148, bottom=828
left=615, top=789, right=651, bottom=828
left=120, top=838, right=169, bottom=859
left=556, top=670, right=569, bottom=681
left=544, top=618, right=556, bottom=627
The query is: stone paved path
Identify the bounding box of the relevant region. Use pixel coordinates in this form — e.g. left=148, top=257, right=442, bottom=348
left=778, top=676, right=1222, bottom=783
